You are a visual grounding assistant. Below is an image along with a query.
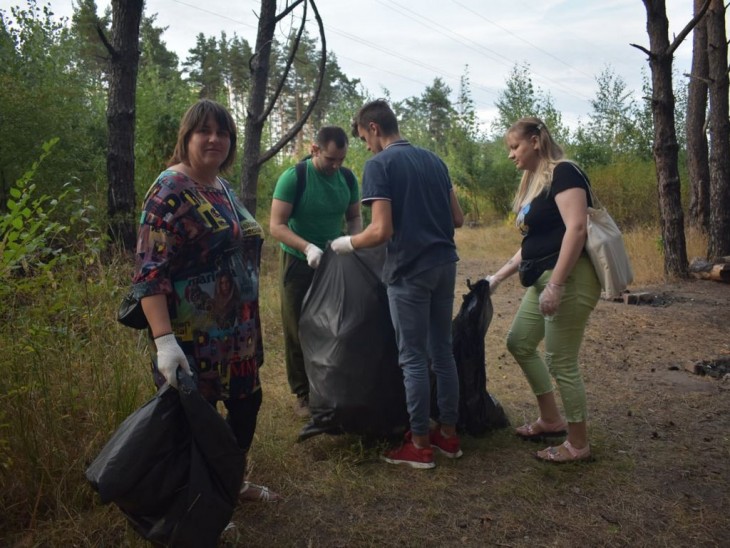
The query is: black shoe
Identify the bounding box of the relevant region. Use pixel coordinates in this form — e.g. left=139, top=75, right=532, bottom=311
left=294, top=394, right=311, bottom=418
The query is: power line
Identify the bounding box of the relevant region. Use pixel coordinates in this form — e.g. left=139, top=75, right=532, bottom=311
left=169, top=0, right=257, bottom=30
left=336, top=54, right=496, bottom=115
left=451, top=0, right=596, bottom=81
left=160, top=0, right=572, bottom=119
left=375, top=0, right=592, bottom=105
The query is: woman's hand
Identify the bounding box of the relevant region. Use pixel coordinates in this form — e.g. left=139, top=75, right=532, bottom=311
left=155, top=334, right=192, bottom=388
left=539, top=283, right=564, bottom=317
left=485, top=275, right=501, bottom=295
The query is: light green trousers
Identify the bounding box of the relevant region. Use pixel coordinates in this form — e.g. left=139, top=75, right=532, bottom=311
left=506, top=254, right=600, bottom=422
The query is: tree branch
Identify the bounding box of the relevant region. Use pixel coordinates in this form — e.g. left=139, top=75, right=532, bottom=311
left=630, top=42, right=653, bottom=57
left=668, top=0, right=711, bottom=57
left=275, top=0, right=306, bottom=23
left=259, top=0, right=327, bottom=165
left=684, top=71, right=713, bottom=85
left=256, top=0, right=308, bottom=125
left=96, top=23, right=117, bottom=60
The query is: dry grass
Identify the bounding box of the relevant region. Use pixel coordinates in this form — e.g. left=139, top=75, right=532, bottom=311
left=2, top=224, right=728, bottom=547
left=456, top=221, right=710, bottom=286
left=624, top=225, right=708, bottom=285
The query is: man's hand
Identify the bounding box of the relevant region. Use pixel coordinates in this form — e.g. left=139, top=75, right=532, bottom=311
left=331, top=236, right=355, bottom=255
left=304, top=243, right=324, bottom=268
left=155, top=334, right=192, bottom=388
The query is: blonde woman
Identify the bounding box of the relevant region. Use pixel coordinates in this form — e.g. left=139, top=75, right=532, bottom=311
left=485, top=117, right=600, bottom=463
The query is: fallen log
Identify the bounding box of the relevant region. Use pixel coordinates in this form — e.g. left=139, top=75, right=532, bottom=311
left=689, top=259, right=730, bottom=283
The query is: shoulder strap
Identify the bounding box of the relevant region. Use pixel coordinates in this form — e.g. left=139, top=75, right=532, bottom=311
left=555, top=161, right=600, bottom=209
left=292, top=161, right=308, bottom=216
left=570, top=163, right=601, bottom=209
left=340, top=167, right=357, bottom=195
left=292, top=162, right=357, bottom=216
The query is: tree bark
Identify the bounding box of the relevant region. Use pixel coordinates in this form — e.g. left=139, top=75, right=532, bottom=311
left=240, top=0, right=326, bottom=216
left=240, top=0, right=277, bottom=216
left=706, top=0, right=730, bottom=259
left=686, top=0, right=711, bottom=232
left=635, top=0, right=708, bottom=278
left=102, top=0, right=143, bottom=250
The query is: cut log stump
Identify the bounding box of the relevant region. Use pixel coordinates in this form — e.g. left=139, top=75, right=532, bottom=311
left=689, top=259, right=730, bottom=283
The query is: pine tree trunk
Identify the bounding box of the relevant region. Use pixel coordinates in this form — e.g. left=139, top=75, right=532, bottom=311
left=686, top=0, right=711, bottom=232
left=239, top=0, right=325, bottom=215
left=239, top=0, right=277, bottom=216
left=706, top=0, right=730, bottom=259
left=106, top=0, right=143, bottom=250
left=643, top=0, right=689, bottom=278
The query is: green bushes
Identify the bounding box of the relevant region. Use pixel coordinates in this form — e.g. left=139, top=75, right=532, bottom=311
left=0, top=147, right=147, bottom=532
left=586, top=159, right=658, bottom=228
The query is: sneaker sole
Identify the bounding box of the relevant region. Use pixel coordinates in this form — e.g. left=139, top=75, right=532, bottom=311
left=381, top=455, right=436, bottom=469
left=434, top=446, right=463, bottom=459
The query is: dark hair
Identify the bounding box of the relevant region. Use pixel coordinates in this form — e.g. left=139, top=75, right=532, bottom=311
left=169, top=99, right=238, bottom=172
left=351, top=99, right=399, bottom=138
left=315, top=126, right=348, bottom=149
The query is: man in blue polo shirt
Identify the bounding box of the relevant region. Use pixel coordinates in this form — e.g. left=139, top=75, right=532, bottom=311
left=331, top=99, right=465, bottom=469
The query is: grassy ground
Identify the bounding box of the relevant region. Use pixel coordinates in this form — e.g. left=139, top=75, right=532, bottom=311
left=2, top=224, right=728, bottom=547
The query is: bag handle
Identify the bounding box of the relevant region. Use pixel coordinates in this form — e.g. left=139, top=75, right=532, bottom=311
left=562, top=161, right=604, bottom=210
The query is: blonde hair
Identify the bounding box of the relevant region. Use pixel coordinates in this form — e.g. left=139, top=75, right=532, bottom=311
left=508, top=117, right=565, bottom=213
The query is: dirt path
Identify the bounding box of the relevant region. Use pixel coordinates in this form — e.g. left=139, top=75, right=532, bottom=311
left=459, top=257, right=730, bottom=545
left=236, top=258, right=730, bottom=547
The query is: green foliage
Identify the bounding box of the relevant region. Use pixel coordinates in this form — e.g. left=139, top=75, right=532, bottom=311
left=483, top=144, right=521, bottom=215
left=491, top=62, right=569, bottom=143
left=442, top=69, right=493, bottom=222
left=135, top=47, right=196, bottom=195
left=0, top=139, right=108, bottom=284
left=0, top=139, right=69, bottom=277
left=0, top=254, right=151, bottom=529
left=571, top=66, right=655, bottom=166
left=584, top=159, right=658, bottom=228
left=0, top=1, right=107, bottom=201
left=0, top=149, right=129, bottom=535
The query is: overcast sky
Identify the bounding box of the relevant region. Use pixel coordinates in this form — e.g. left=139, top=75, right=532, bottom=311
left=3, top=0, right=706, bottom=130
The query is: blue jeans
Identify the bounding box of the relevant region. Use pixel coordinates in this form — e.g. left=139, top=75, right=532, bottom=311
left=506, top=255, right=600, bottom=422
left=387, top=262, right=459, bottom=437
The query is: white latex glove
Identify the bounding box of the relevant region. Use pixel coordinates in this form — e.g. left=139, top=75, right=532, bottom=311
left=304, top=243, right=323, bottom=268
left=539, top=283, right=565, bottom=317
left=485, top=275, right=500, bottom=295
left=331, top=236, right=355, bottom=255
left=155, top=333, right=192, bottom=388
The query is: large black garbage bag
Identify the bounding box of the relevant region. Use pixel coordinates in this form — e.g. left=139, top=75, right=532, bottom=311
left=298, top=246, right=409, bottom=441
left=85, top=373, right=245, bottom=547
left=433, top=278, right=510, bottom=436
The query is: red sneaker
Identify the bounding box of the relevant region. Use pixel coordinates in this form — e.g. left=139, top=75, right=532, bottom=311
left=382, top=441, right=435, bottom=469
left=430, top=428, right=463, bottom=459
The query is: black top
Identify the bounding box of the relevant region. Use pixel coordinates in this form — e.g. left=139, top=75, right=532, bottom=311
left=519, top=162, right=592, bottom=261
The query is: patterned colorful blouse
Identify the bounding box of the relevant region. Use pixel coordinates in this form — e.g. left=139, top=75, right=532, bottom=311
left=132, top=170, right=264, bottom=402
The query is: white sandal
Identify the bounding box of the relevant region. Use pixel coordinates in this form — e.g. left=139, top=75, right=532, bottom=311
left=239, top=481, right=282, bottom=503
left=535, top=440, right=592, bottom=463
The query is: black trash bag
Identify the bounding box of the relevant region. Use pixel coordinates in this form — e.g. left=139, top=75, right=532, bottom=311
left=432, top=278, right=510, bottom=436
left=298, top=246, right=409, bottom=441
left=85, top=373, right=245, bottom=547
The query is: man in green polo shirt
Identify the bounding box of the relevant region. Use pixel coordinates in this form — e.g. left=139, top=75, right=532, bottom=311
left=269, top=126, right=362, bottom=417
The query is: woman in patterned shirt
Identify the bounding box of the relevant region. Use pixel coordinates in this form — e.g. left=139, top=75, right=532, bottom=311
left=133, top=99, right=280, bottom=502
